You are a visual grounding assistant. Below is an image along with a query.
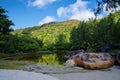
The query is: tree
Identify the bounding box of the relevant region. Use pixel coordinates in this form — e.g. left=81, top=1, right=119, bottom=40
left=0, top=7, right=14, bottom=35
left=0, top=7, right=14, bottom=53
left=94, top=0, right=120, bottom=17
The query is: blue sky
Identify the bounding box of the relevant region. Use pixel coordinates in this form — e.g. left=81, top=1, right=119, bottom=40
left=0, top=0, right=101, bottom=29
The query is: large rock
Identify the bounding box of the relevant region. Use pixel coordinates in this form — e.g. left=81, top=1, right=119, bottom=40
left=64, top=51, right=114, bottom=69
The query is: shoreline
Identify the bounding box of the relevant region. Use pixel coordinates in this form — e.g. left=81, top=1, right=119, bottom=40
left=50, top=66, right=120, bottom=80
left=0, top=66, right=120, bottom=80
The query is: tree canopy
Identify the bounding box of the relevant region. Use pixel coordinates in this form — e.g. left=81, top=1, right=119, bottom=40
left=0, top=7, right=14, bottom=53
left=11, top=10, right=120, bottom=52
left=0, top=7, right=14, bottom=35
left=95, top=0, right=120, bottom=17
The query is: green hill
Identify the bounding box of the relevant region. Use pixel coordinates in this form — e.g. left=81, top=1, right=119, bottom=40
left=12, top=20, right=80, bottom=50
left=11, top=10, right=120, bottom=53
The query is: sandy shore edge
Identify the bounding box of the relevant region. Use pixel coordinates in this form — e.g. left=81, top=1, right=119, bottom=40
left=0, top=66, right=120, bottom=80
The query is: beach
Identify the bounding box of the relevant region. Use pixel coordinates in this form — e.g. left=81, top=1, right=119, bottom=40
left=0, top=69, right=59, bottom=80
left=0, top=66, right=120, bottom=80
left=50, top=66, right=120, bottom=80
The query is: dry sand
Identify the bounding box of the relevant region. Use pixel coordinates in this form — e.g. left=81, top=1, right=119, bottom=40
left=0, top=66, right=120, bottom=80
left=0, top=69, right=59, bottom=80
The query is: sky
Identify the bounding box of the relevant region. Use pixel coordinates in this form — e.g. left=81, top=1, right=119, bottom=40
left=0, top=0, right=104, bottom=30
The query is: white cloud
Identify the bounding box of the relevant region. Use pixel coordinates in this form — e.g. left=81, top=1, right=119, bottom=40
left=70, top=10, right=95, bottom=21
left=38, top=16, right=56, bottom=25
left=57, top=0, right=96, bottom=21
left=28, top=0, right=57, bottom=8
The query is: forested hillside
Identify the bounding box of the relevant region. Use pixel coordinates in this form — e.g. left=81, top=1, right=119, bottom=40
left=11, top=20, right=80, bottom=52
left=12, top=10, right=120, bottom=52
left=1, top=10, right=119, bottom=54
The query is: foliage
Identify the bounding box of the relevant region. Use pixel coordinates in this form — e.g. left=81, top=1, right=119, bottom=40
left=0, top=7, right=14, bottom=53
left=12, top=20, right=79, bottom=51
left=70, top=10, right=120, bottom=51
left=14, top=35, right=42, bottom=53
left=95, top=0, right=120, bottom=17
left=0, top=7, right=14, bottom=35
left=11, top=11, right=120, bottom=53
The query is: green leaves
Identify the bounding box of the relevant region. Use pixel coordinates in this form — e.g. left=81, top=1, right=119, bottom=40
left=3, top=11, right=120, bottom=53
left=70, top=10, right=120, bottom=51
left=95, top=0, right=120, bottom=17
left=0, top=7, right=14, bottom=35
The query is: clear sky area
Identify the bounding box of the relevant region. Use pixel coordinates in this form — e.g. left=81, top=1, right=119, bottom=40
left=0, top=0, right=109, bottom=30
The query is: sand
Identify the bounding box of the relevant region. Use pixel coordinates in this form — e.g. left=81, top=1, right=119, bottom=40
left=0, top=69, right=59, bottom=80
left=50, top=66, right=120, bottom=80
left=0, top=66, right=120, bottom=80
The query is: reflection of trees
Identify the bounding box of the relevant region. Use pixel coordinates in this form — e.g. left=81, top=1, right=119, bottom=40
left=54, top=34, right=69, bottom=64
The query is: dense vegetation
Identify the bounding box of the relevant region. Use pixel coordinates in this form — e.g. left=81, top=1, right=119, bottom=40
left=0, top=6, right=120, bottom=65
left=71, top=12, right=120, bottom=51
left=11, top=10, right=120, bottom=53
left=11, top=20, right=80, bottom=52
left=0, top=7, right=14, bottom=53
